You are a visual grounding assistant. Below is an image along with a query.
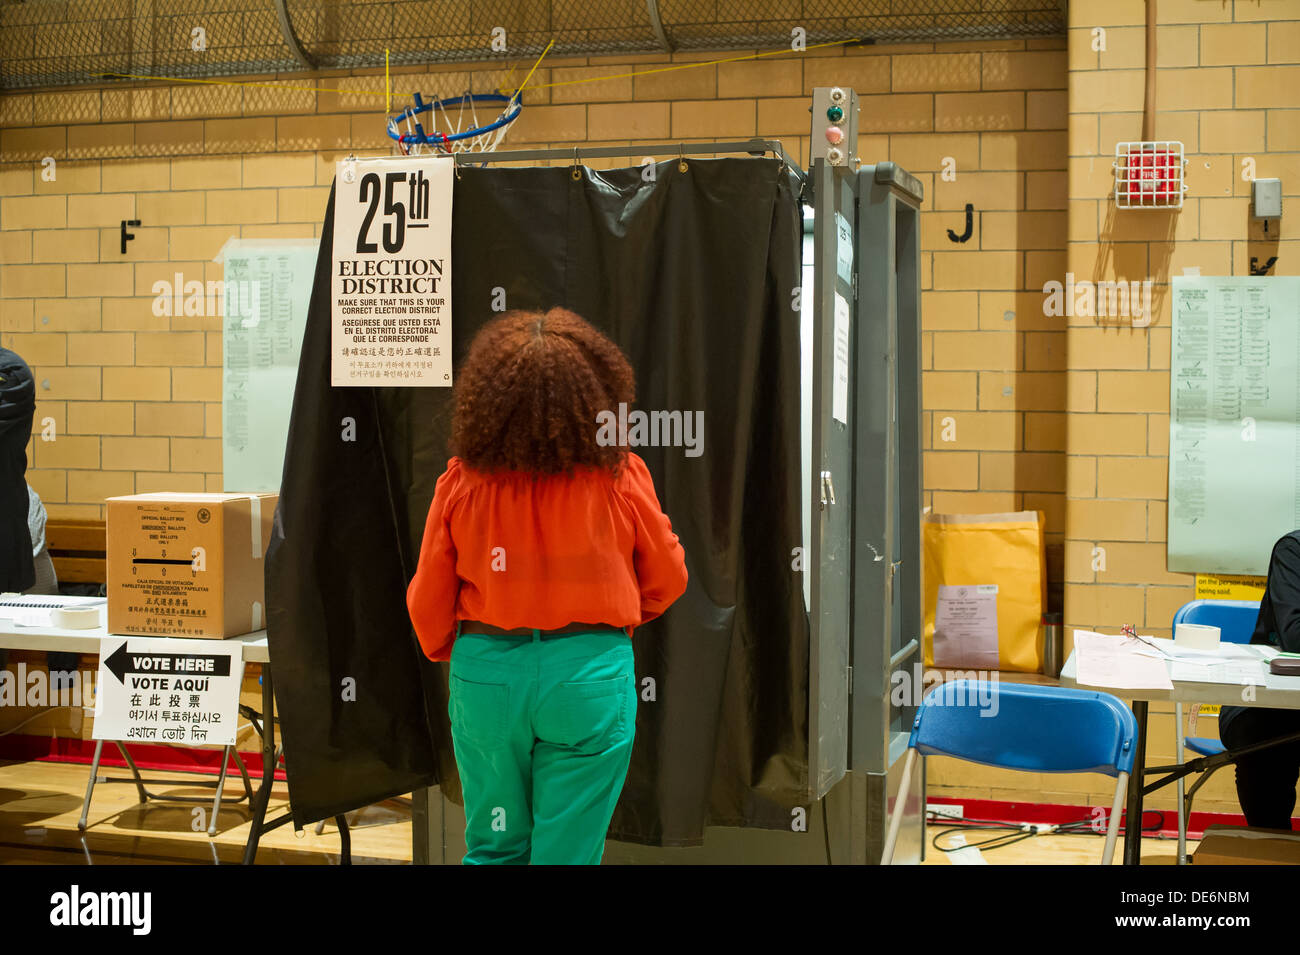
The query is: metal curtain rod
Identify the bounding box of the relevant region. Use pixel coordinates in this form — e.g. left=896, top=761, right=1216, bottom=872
left=351, top=138, right=806, bottom=182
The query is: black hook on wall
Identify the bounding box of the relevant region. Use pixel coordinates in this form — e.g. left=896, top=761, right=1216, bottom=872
left=947, top=204, right=973, bottom=243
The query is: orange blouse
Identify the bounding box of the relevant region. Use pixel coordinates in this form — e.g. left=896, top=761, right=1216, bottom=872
left=406, top=452, right=689, bottom=662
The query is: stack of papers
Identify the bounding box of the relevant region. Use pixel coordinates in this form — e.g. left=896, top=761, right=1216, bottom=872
left=1074, top=629, right=1276, bottom=690
left=1074, top=630, right=1174, bottom=690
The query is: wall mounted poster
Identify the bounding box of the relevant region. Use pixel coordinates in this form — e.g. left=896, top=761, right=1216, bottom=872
left=1168, top=276, right=1300, bottom=575
left=331, top=156, right=454, bottom=387
left=222, top=240, right=316, bottom=492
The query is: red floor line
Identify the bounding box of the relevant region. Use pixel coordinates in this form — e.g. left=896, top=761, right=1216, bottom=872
left=925, top=796, right=1276, bottom=840
left=0, top=733, right=287, bottom=782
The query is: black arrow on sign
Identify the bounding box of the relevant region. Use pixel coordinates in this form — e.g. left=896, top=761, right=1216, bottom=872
left=104, top=643, right=231, bottom=684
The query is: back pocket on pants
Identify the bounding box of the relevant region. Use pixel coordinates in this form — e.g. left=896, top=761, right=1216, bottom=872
left=544, top=676, right=630, bottom=750
left=449, top=674, right=510, bottom=747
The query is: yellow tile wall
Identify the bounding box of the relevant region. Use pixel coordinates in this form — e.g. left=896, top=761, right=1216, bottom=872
left=22, top=29, right=1280, bottom=818
left=1, top=38, right=1068, bottom=567
left=980, top=0, right=1300, bottom=812
left=1066, top=0, right=1300, bottom=638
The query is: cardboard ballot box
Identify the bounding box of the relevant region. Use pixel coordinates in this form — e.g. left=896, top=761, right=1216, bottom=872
left=1192, top=825, right=1300, bottom=865
left=107, top=492, right=277, bottom=639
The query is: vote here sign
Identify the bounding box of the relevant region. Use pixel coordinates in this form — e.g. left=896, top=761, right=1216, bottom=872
left=93, top=636, right=244, bottom=747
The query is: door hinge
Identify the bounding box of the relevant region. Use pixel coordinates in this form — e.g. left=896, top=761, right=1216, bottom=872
left=847, top=664, right=853, bottom=694
left=851, top=271, right=858, bottom=301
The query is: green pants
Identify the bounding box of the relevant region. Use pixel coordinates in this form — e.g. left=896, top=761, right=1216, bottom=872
left=448, top=626, right=636, bottom=865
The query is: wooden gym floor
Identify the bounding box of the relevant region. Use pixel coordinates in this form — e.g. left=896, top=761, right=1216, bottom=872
left=0, top=758, right=1191, bottom=864
left=0, top=758, right=406, bottom=864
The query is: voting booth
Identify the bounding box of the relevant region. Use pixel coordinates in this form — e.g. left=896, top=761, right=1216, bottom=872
left=263, top=123, right=925, bottom=862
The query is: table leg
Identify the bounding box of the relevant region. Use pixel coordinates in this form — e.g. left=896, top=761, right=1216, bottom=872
left=241, top=663, right=275, bottom=865
left=1123, top=699, right=1148, bottom=865
left=209, top=745, right=232, bottom=837
left=336, top=814, right=351, bottom=865
left=78, top=739, right=105, bottom=831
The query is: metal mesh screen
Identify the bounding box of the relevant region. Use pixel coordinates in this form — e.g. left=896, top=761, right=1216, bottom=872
left=1, top=0, right=1066, bottom=90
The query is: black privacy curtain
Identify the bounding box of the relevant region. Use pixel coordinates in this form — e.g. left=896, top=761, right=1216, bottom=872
left=267, top=156, right=809, bottom=845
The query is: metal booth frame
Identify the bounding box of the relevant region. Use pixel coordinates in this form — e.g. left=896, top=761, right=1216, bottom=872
left=394, top=134, right=925, bottom=865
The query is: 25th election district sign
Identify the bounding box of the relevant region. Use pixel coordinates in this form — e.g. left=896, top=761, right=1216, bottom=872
left=331, top=156, right=454, bottom=387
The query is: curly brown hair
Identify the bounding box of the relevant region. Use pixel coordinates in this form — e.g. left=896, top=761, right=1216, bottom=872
left=449, top=307, right=636, bottom=476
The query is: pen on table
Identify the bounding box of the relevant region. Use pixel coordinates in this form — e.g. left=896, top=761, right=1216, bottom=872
left=1122, top=623, right=1170, bottom=658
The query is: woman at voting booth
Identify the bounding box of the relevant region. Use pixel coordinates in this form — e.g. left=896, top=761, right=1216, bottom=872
left=406, top=307, right=689, bottom=865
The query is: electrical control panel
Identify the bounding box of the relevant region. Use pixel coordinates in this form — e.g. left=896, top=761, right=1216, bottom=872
left=810, top=86, right=859, bottom=168
left=1253, top=178, right=1282, bottom=220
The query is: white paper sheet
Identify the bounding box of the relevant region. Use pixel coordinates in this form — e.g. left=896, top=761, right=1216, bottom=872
left=934, top=584, right=1000, bottom=669
left=1073, top=630, right=1174, bottom=690
left=832, top=292, right=850, bottom=425
left=1169, top=661, right=1267, bottom=685
left=1129, top=637, right=1263, bottom=665
left=222, top=241, right=317, bottom=492
left=944, top=832, right=988, bottom=866
left=1168, top=276, right=1300, bottom=575
left=1263, top=669, right=1300, bottom=692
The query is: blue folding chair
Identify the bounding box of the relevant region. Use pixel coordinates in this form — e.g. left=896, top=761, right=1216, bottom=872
left=1171, top=599, right=1261, bottom=865
left=881, top=680, right=1138, bottom=865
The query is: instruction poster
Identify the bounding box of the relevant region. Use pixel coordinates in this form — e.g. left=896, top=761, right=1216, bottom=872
left=1195, top=573, right=1267, bottom=601
left=331, top=156, right=453, bottom=387
left=222, top=241, right=316, bottom=492
left=93, top=637, right=244, bottom=747
left=1168, top=276, right=1300, bottom=575
left=933, top=584, right=1000, bottom=669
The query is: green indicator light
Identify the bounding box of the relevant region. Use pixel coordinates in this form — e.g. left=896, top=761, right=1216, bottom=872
left=826, top=105, right=843, bottom=122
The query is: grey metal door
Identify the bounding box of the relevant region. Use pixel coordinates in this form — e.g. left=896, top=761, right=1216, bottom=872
left=808, top=158, right=858, bottom=799
left=851, top=162, right=924, bottom=777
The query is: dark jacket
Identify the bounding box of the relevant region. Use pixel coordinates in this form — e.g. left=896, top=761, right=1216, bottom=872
left=1220, top=530, right=1300, bottom=734
left=0, top=347, right=35, bottom=592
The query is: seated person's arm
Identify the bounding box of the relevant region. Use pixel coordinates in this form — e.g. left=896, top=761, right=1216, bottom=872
left=1269, top=535, right=1300, bottom=653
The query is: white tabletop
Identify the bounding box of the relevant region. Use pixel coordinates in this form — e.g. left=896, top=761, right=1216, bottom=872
left=1061, top=649, right=1300, bottom=710
left=0, top=619, right=269, bottom=663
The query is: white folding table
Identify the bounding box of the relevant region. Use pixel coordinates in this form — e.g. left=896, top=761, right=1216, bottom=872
left=1060, top=646, right=1300, bottom=865
left=0, top=620, right=345, bottom=863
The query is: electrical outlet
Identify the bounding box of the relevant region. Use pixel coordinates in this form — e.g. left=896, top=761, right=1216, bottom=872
left=927, top=802, right=963, bottom=820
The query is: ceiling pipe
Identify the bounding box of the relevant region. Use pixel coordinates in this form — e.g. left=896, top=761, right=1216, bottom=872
left=1142, top=0, right=1157, bottom=140
left=645, top=0, right=674, bottom=52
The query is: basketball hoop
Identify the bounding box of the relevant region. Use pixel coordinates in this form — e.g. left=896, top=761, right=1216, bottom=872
left=387, top=90, right=524, bottom=156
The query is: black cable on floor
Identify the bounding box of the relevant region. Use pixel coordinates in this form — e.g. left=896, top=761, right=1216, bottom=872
left=822, top=797, right=832, bottom=865
left=927, top=808, right=1171, bottom=856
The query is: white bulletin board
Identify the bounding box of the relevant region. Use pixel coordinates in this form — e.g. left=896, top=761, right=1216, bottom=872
left=1168, top=275, right=1300, bottom=575
left=221, top=240, right=318, bottom=493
